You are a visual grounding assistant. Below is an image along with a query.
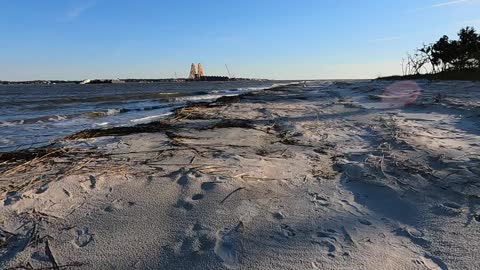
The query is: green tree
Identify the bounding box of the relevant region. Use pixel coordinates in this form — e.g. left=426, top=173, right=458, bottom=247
left=457, top=27, right=480, bottom=69
left=405, top=26, right=480, bottom=75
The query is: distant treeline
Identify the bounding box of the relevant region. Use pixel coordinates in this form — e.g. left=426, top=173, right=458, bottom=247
left=380, top=26, right=480, bottom=81
left=0, top=78, right=259, bottom=85
left=377, top=69, right=480, bottom=81
left=0, top=79, right=177, bottom=85
left=0, top=80, right=82, bottom=85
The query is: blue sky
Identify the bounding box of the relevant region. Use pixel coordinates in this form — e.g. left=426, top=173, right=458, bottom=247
left=1, top=0, right=479, bottom=80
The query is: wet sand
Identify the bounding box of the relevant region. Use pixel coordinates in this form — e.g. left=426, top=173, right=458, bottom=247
left=1, top=80, right=480, bottom=269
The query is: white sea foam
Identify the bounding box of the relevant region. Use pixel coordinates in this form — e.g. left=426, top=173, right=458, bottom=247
left=130, top=112, right=173, bottom=123
left=175, top=82, right=300, bottom=103
left=48, top=115, right=68, bottom=121
left=0, top=121, right=14, bottom=127
left=106, top=109, right=121, bottom=116
left=0, top=120, right=24, bottom=127
left=0, top=138, right=13, bottom=145
left=175, top=94, right=225, bottom=102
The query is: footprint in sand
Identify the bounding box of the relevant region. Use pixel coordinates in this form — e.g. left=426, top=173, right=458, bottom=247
left=192, top=194, right=205, bottom=201
left=175, top=199, right=194, bottom=211
left=173, top=193, right=205, bottom=212
left=474, top=214, right=480, bottom=222
left=104, top=199, right=135, bottom=212
left=170, top=168, right=200, bottom=187
left=36, top=183, right=49, bottom=194
left=309, top=192, right=330, bottom=207
left=3, top=191, right=22, bottom=206
left=273, top=211, right=286, bottom=220
left=312, top=239, right=337, bottom=258
left=313, top=229, right=342, bottom=258
left=358, top=218, right=372, bottom=226
left=316, top=230, right=339, bottom=242
left=177, top=174, right=190, bottom=187
left=31, top=251, right=50, bottom=263
left=195, top=234, right=215, bottom=252
left=280, top=224, right=296, bottom=238
left=432, top=202, right=463, bottom=216
left=341, top=226, right=356, bottom=247
left=73, top=227, right=93, bottom=248
left=414, top=254, right=448, bottom=270
left=174, top=233, right=215, bottom=256
left=394, top=227, right=430, bottom=248
left=189, top=223, right=216, bottom=252
left=201, top=182, right=217, bottom=191
left=174, top=236, right=196, bottom=255
left=146, top=175, right=154, bottom=184
left=214, top=222, right=244, bottom=268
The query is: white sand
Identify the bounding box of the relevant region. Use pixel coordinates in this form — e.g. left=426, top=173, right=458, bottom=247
left=1, top=80, right=480, bottom=269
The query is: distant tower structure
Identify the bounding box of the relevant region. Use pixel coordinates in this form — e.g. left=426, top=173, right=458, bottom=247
left=189, top=63, right=197, bottom=80
left=197, top=63, right=204, bottom=78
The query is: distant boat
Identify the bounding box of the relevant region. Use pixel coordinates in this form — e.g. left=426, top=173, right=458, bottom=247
left=80, top=79, right=125, bottom=84
left=111, top=79, right=125, bottom=84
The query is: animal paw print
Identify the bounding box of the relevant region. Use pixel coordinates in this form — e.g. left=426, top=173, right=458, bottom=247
left=73, top=227, right=93, bottom=248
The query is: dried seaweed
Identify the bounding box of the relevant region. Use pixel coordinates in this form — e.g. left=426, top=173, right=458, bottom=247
left=64, top=121, right=173, bottom=140
left=204, top=119, right=255, bottom=130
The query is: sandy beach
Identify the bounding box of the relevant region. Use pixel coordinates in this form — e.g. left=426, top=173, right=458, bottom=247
left=1, top=80, right=480, bottom=269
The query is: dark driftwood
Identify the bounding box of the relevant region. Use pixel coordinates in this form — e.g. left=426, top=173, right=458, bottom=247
left=220, top=187, right=245, bottom=204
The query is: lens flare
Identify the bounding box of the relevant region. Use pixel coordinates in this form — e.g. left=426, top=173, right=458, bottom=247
left=382, top=81, right=421, bottom=107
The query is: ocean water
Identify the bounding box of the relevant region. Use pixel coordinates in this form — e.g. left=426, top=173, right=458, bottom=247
left=0, top=81, right=291, bottom=152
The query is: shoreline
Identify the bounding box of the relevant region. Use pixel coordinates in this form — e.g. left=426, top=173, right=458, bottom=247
left=0, top=81, right=297, bottom=153
left=1, top=80, right=479, bottom=269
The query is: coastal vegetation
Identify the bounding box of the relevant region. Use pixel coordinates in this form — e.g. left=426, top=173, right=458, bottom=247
left=381, top=26, right=480, bottom=81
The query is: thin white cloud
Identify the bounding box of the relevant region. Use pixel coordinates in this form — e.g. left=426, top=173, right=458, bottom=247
left=64, top=1, right=96, bottom=21
left=430, top=0, right=472, bottom=7
left=368, top=36, right=403, bottom=42
left=409, top=0, right=474, bottom=12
